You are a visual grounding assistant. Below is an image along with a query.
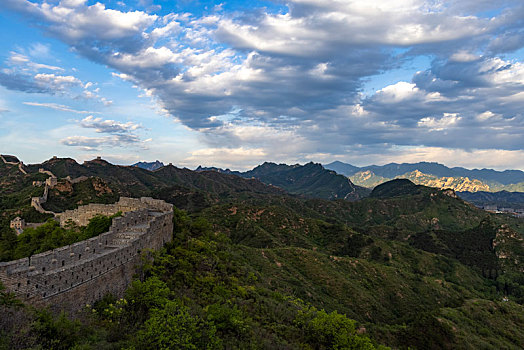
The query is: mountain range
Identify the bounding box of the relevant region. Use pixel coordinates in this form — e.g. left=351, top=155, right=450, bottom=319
left=197, top=161, right=370, bottom=200
left=1, top=155, right=524, bottom=348
left=325, top=161, right=524, bottom=192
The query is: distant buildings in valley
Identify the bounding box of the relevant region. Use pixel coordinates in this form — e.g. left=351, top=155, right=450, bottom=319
left=478, top=205, right=524, bottom=218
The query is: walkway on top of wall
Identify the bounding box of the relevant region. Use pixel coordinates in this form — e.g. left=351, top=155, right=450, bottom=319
left=1, top=154, right=28, bottom=174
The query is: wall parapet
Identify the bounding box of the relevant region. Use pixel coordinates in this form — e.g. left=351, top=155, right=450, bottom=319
left=0, top=197, right=173, bottom=312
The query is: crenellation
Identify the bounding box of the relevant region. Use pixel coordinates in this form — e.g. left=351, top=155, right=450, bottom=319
left=57, top=197, right=156, bottom=227
left=0, top=197, right=173, bottom=313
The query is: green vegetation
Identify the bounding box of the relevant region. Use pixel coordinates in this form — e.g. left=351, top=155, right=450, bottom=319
left=1, top=157, right=524, bottom=348
left=0, top=210, right=387, bottom=349
left=241, top=161, right=371, bottom=200
left=44, top=177, right=119, bottom=212
left=0, top=212, right=121, bottom=261
left=1, top=195, right=522, bottom=348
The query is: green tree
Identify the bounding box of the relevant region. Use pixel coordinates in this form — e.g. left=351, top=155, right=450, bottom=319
left=136, top=300, right=220, bottom=350
left=30, top=310, right=87, bottom=350
left=124, top=277, right=171, bottom=326
left=296, top=307, right=383, bottom=350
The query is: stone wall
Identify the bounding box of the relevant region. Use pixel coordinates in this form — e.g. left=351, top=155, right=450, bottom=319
left=0, top=197, right=173, bottom=313
left=31, top=182, right=53, bottom=215
left=58, top=196, right=172, bottom=227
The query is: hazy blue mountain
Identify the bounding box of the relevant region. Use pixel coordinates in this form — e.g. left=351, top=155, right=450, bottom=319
left=452, top=167, right=524, bottom=185
left=365, top=162, right=456, bottom=179
left=132, top=160, right=165, bottom=171
left=323, top=161, right=361, bottom=176
left=324, top=161, right=524, bottom=187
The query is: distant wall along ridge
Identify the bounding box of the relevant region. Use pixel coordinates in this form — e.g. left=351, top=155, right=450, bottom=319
left=0, top=197, right=173, bottom=312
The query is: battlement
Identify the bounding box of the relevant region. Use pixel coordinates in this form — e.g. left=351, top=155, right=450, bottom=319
left=0, top=197, right=173, bottom=312
left=57, top=196, right=172, bottom=226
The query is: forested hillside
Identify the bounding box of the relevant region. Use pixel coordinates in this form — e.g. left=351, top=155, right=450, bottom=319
left=1, top=157, right=524, bottom=349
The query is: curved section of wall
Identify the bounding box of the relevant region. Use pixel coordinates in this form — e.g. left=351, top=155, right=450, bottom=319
left=0, top=197, right=173, bottom=313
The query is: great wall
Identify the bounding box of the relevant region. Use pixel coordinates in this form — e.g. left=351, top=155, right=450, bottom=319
left=1, top=154, right=55, bottom=216
left=0, top=197, right=173, bottom=313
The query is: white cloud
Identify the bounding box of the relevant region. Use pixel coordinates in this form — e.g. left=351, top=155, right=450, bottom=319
left=3, top=0, right=524, bottom=169
left=7, top=51, right=62, bottom=71
left=110, top=46, right=180, bottom=69
left=60, top=134, right=145, bottom=150
left=375, top=82, right=419, bottom=102
left=60, top=0, right=87, bottom=8
left=418, top=113, right=462, bottom=131
left=476, top=111, right=500, bottom=121
left=214, top=0, right=494, bottom=54
left=80, top=115, right=142, bottom=134
left=450, top=50, right=480, bottom=62
left=23, top=101, right=100, bottom=114
left=58, top=115, right=147, bottom=151
left=34, top=73, right=81, bottom=89
left=35, top=2, right=158, bottom=42
left=151, top=20, right=181, bottom=38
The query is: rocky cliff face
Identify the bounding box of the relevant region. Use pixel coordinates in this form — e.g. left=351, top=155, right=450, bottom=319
left=494, top=224, right=524, bottom=273
left=351, top=169, right=491, bottom=192
left=399, top=170, right=491, bottom=192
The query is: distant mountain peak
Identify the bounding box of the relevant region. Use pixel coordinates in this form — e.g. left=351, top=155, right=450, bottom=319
left=133, top=160, right=165, bottom=171
left=242, top=161, right=370, bottom=200
left=325, top=160, right=524, bottom=191
left=195, top=165, right=234, bottom=173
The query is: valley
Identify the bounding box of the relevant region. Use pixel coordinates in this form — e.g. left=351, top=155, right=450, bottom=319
left=1, top=156, right=524, bottom=349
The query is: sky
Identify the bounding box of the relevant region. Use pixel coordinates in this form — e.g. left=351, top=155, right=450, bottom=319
left=0, top=0, right=524, bottom=171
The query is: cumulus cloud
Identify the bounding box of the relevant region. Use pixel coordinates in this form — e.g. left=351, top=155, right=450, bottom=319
left=4, top=0, right=524, bottom=167
left=357, top=55, right=524, bottom=151
left=0, top=51, right=67, bottom=93
left=80, top=115, right=142, bottom=134
left=80, top=83, right=114, bottom=106
left=0, top=50, right=113, bottom=106
left=60, top=134, right=145, bottom=150
left=0, top=72, right=50, bottom=93
left=34, top=73, right=82, bottom=90
left=61, top=115, right=146, bottom=151
left=0, top=51, right=79, bottom=93
left=418, top=114, right=462, bottom=131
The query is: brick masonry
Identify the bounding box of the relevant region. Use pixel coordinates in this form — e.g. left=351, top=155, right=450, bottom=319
left=0, top=197, right=173, bottom=313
